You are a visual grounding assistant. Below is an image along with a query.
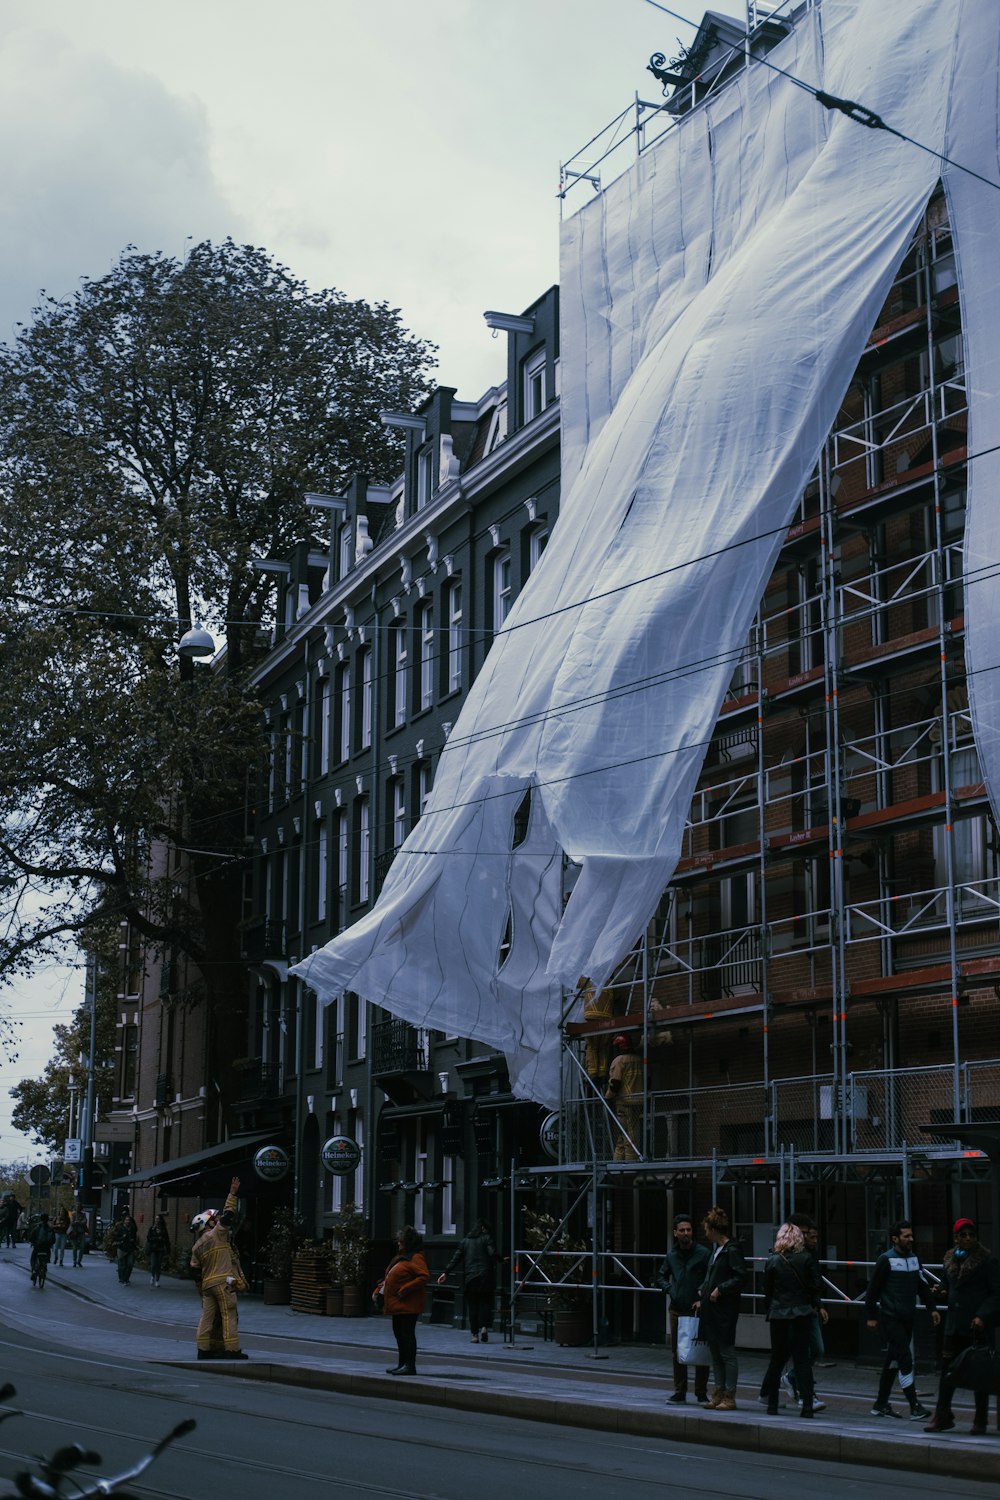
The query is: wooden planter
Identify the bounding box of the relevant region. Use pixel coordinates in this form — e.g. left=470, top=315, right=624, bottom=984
left=291, top=1248, right=334, bottom=1313
left=553, top=1308, right=591, bottom=1347
left=325, top=1287, right=344, bottom=1316
left=341, top=1284, right=365, bottom=1318
left=261, top=1278, right=291, bottom=1306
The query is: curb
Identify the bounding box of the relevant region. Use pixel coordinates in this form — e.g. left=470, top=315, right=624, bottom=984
left=165, top=1360, right=1000, bottom=1481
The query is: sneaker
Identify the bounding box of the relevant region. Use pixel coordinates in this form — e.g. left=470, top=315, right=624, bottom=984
left=779, top=1374, right=797, bottom=1400
left=667, top=1391, right=688, bottom=1405
left=909, top=1403, right=931, bottom=1421
left=809, top=1398, right=826, bottom=1413
left=870, top=1403, right=901, bottom=1418
left=480, top=1330, right=489, bottom=1343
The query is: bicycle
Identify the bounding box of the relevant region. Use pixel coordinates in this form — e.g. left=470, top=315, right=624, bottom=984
left=0, top=1382, right=196, bottom=1497
left=29, top=1248, right=48, bottom=1290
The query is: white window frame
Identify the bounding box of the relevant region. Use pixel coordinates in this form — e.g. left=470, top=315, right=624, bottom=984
left=419, top=600, right=434, bottom=710
left=359, top=797, right=370, bottom=903
left=419, top=760, right=433, bottom=816
left=393, top=621, right=408, bottom=728
left=361, top=648, right=373, bottom=749
left=447, top=580, right=462, bottom=694
left=319, top=677, right=331, bottom=777
left=523, top=347, right=546, bottom=422
left=339, top=522, right=353, bottom=581
left=316, top=820, right=328, bottom=924
left=392, top=778, right=406, bottom=851
left=336, top=809, right=348, bottom=923
left=416, top=447, right=433, bottom=510
left=493, top=546, right=512, bottom=634
left=338, top=662, right=351, bottom=763
left=529, top=525, right=549, bottom=572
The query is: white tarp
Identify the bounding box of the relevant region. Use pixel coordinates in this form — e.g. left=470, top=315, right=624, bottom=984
left=293, top=0, right=999, bottom=1108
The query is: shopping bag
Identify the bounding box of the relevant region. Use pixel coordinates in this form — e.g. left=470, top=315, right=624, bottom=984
left=676, top=1314, right=712, bottom=1366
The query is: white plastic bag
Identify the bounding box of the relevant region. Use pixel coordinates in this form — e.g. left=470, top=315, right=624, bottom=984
left=676, top=1315, right=712, bottom=1367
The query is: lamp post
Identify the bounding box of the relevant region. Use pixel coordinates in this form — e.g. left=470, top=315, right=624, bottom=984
left=78, top=954, right=98, bottom=1220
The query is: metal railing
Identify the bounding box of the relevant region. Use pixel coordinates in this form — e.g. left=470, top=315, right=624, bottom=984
left=371, top=1018, right=428, bottom=1075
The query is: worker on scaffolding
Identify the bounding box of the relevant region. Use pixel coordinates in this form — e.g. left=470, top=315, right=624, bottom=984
left=605, top=1033, right=642, bottom=1161
left=579, top=975, right=614, bottom=1089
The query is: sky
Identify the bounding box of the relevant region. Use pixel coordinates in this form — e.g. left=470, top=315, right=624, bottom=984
left=0, top=0, right=746, bottom=1158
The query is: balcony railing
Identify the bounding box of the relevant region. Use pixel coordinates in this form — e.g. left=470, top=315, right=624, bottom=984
left=234, top=1060, right=281, bottom=1102
left=371, top=1018, right=428, bottom=1075
left=243, top=920, right=286, bottom=961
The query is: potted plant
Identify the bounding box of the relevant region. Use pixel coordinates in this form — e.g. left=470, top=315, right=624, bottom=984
left=261, top=1207, right=304, bottom=1305
left=330, top=1202, right=370, bottom=1317
left=522, top=1207, right=592, bottom=1346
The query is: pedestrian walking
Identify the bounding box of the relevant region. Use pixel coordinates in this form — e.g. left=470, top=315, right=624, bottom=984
left=925, top=1217, right=1000, bottom=1435
left=437, top=1219, right=500, bottom=1342
left=51, top=1207, right=69, bottom=1267
left=0, top=1194, right=21, bottom=1248
left=190, top=1178, right=248, bottom=1360
left=115, top=1211, right=139, bottom=1285
left=146, top=1213, right=171, bottom=1287
left=67, top=1208, right=88, bottom=1266
left=760, top=1223, right=821, bottom=1419
left=694, top=1205, right=747, bottom=1411
left=864, top=1219, right=938, bottom=1420
left=656, top=1213, right=710, bottom=1405
left=377, top=1225, right=429, bottom=1376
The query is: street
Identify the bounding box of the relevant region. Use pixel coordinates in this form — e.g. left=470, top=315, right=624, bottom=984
left=0, top=1268, right=997, bottom=1500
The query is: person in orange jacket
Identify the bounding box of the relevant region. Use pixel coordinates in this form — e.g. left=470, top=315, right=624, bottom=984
left=376, top=1225, right=429, bottom=1376
left=190, top=1177, right=248, bottom=1360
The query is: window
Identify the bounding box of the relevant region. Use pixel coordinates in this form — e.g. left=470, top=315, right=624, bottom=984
left=318, top=677, right=331, bottom=777
left=339, top=522, right=353, bottom=581
left=283, top=713, right=293, bottom=800
left=492, top=546, right=512, bottom=634
left=336, top=809, right=348, bottom=928
left=361, top=648, right=373, bottom=749
left=447, top=580, right=463, bottom=694
left=392, top=778, right=407, bottom=851
left=336, top=662, right=351, bottom=764
left=392, top=621, right=408, bottom=728
left=529, top=526, right=549, bottom=572
left=267, top=729, right=277, bottom=811
left=358, top=797, right=370, bottom=903
left=523, top=347, right=546, bottom=422
left=418, top=759, right=433, bottom=817
left=419, top=600, right=434, bottom=710
left=119, top=1024, right=138, bottom=1100
left=316, top=821, right=328, bottom=923
left=417, top=447, right=434, bottom=510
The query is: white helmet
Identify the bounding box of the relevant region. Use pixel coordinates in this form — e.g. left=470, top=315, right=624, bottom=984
left=190, top=1209, right=218, bottom=1233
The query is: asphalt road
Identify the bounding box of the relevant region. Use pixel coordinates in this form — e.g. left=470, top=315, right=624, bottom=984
left=0, top=1263, right=996, bottom=1499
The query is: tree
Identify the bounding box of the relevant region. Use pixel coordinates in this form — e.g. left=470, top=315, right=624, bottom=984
left=0, top=239, right=435, bottom=1012
left=9, top=976, right=117, bottom=1154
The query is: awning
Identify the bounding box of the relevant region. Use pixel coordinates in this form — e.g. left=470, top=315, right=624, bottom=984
left=111, top=1132, right=280, bottom=1193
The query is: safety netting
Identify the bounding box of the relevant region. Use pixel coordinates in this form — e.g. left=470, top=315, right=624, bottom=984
left=293, top=0, right=1000, bottom=1107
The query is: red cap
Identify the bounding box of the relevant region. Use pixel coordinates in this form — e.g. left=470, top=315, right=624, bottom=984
left=953, top=1217, right=976, bottom=1234
left=612, top=1034, right=629, bottom=1048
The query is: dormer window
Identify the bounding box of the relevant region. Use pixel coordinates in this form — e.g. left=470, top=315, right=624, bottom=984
left=523, top=348, right=546, bottom=423
left=338, top=522, right=353, bottom=581
left=485, top=400, right=508, bottom=454
left=416, top=446, right=434, bottom=510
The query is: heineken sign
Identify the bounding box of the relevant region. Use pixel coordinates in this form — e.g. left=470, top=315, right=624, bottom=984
left=321, top=1135, right=361, bottom=1176
left=253, top=1144, right=290, bottom=1182
left=539, top=1111, right=561, bottom=1162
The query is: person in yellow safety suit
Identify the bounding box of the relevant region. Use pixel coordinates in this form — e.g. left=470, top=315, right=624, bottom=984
left=580, top=976, right=614, bottom=1088
left=190, top=1176, right=249, bottom=1360
left=605, top=1034, right=642, bottom=1161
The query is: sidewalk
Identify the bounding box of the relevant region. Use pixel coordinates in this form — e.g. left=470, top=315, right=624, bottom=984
left=23, top=1250, right=1000, bottom=1481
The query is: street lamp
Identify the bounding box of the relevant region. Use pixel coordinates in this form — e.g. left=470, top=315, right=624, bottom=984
left=177, top=626, right=217, bottom=660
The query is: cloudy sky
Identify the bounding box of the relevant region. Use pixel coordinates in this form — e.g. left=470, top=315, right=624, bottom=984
left=0, top=0, right=744, bottom=1157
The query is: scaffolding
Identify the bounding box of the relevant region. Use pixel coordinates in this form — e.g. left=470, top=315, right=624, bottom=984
left=535, top=181, right=999, bottom=1289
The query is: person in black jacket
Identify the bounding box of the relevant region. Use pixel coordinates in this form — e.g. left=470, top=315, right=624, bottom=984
left=437, top=1220, right=501, bottom=1342
left=925, top=1217, right=1000, bottom=1436
left=864, top=1219, right=939, bottom=1420
left=693, top=1205, right=747, bottom=1411
left=146, top=1214, right=171, bottom=1287
left=656, top=1214, right=710, bottom=1404
left=115, top=1211, right=139, bottom=1286
left=760, top=1223, right=821, bottom=1418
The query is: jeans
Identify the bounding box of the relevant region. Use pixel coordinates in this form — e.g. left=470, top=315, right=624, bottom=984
left=707, top=1339, right=738, bottom=1394
left=117, top=1249, right=135, bottom=1284
left=937, top=1332, right=989, bottom=1427
left=53, top=1233, right=67, bottom=1265
left=465, top=1275, right=494, bottom=1333
left=392, top=1313, right=419, bottom=1369
left=71, top=1237, right=85, bottom=1266
left=762, top=1316, right=815, bottom=1406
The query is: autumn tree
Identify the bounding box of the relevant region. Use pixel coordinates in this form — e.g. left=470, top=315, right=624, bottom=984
left=0, top=239, right=435, bottom=1022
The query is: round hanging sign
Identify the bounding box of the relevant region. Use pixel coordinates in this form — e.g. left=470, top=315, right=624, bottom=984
left=321, top=1135, right=361, bottom=1175
left=539, top=1111, right=561, bottom=1162
left=253, top=1144, right=290, bottom=1182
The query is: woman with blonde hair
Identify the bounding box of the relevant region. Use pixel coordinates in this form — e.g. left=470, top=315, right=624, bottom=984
left=760, top=1222, right=822, bottom=1418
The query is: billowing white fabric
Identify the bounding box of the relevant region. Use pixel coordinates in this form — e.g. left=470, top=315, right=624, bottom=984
left=294, top=0, right=996, bottom=1108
